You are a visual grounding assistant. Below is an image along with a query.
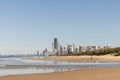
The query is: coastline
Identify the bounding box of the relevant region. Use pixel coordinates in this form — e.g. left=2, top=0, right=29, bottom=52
left=1, top=55, right=120, bottom=80
left=0, top=68, right=120, bottom=80
left=25, top=55, right=120, bottom=62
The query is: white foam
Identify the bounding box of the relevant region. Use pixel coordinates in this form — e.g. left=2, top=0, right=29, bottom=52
left=0, top=68, right=53, bottom=76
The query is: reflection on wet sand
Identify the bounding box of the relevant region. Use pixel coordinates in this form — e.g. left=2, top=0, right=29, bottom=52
left=0, top=58, right=120, bottom=76
left=0, top=67, right=76, bottom=76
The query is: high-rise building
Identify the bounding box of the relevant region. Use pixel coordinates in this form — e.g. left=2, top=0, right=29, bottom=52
left=75, top=48, right=79, bottom=53
left=54, top=38, right=58, bottom=50
left=67, top=45, right=74, bottom=53
left=60, top=45, right=63, bottom=55
left=79, top=45, right=86, bottom=53
left=103, top=44, right=111, bottom=49
left=63, top=47, right=68, bottom=55
left=52, top=38, right=59, bottom=55
left=37, top=51, right=39, bottom=56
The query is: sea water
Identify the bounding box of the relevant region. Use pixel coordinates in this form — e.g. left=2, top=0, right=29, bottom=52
left=0, top=57, right=120, bottom=76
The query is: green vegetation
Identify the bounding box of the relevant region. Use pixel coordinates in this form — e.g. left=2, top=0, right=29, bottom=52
left=68, top=47, right=120, bottom=56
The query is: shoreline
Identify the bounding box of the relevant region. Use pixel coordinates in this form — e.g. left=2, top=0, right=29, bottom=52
left=25, top=55, right=120, bottom=62
left=0, top=67, right=120, bottom=80
left=1, top=56, right=120, bottom=80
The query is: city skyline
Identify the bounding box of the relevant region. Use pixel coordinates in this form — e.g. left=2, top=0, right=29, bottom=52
left=0, top=38, right=112, bottom=55
left=0, top=0, right=120, bottom=54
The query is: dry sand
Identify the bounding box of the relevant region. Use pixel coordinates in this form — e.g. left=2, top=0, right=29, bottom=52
left=0, top=68, right=120, bottom=80
left=26, top=55, right=120, bottom=62
left=1, top=56, right=120, bottom=80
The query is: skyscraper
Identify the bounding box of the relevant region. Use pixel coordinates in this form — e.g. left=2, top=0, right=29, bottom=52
left=60, top=45, right=63, bottom=55
left=37, top=51, right=39, bottom=56
left=54, top=38, right=58, bottom=50
left=52, top=38, right=59, bottom=55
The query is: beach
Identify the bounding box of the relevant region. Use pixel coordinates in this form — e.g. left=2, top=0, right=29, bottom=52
left=1, top=56, right=120, bottom=80
left=26, top=55, right=120, bottom=62
left=0, top=68, right=120, bottom=80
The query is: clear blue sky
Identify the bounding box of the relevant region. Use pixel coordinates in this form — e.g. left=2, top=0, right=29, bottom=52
left=0, top=0, right=120, bottom=54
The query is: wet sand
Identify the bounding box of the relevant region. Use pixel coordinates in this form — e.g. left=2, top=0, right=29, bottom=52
left=1, top=56, right=120, bottom=80
left=0, top=68, right=120, bottom=80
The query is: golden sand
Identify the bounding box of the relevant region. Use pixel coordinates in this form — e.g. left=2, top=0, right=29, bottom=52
left=0, top=68, right=120, bottom=80
left=25, top=55, right=120, bottom=62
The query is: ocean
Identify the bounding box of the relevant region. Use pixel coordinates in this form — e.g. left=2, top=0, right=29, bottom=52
left=0, top=56, right=120, bottom=76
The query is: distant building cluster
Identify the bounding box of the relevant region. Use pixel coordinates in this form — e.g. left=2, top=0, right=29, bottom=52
left=79, top=44, right=111, bottom=53
left=38, top=48, right=50, bottom=56
left=39, top=38, right=111, bottom=56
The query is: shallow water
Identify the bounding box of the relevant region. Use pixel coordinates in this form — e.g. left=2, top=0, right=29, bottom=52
left=0, top=68, right=73, bottom=76
left=0, top=57, right=120, bottom=76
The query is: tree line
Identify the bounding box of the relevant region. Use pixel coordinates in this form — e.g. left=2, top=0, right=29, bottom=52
left=67, top=47, right=120, bottom=56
